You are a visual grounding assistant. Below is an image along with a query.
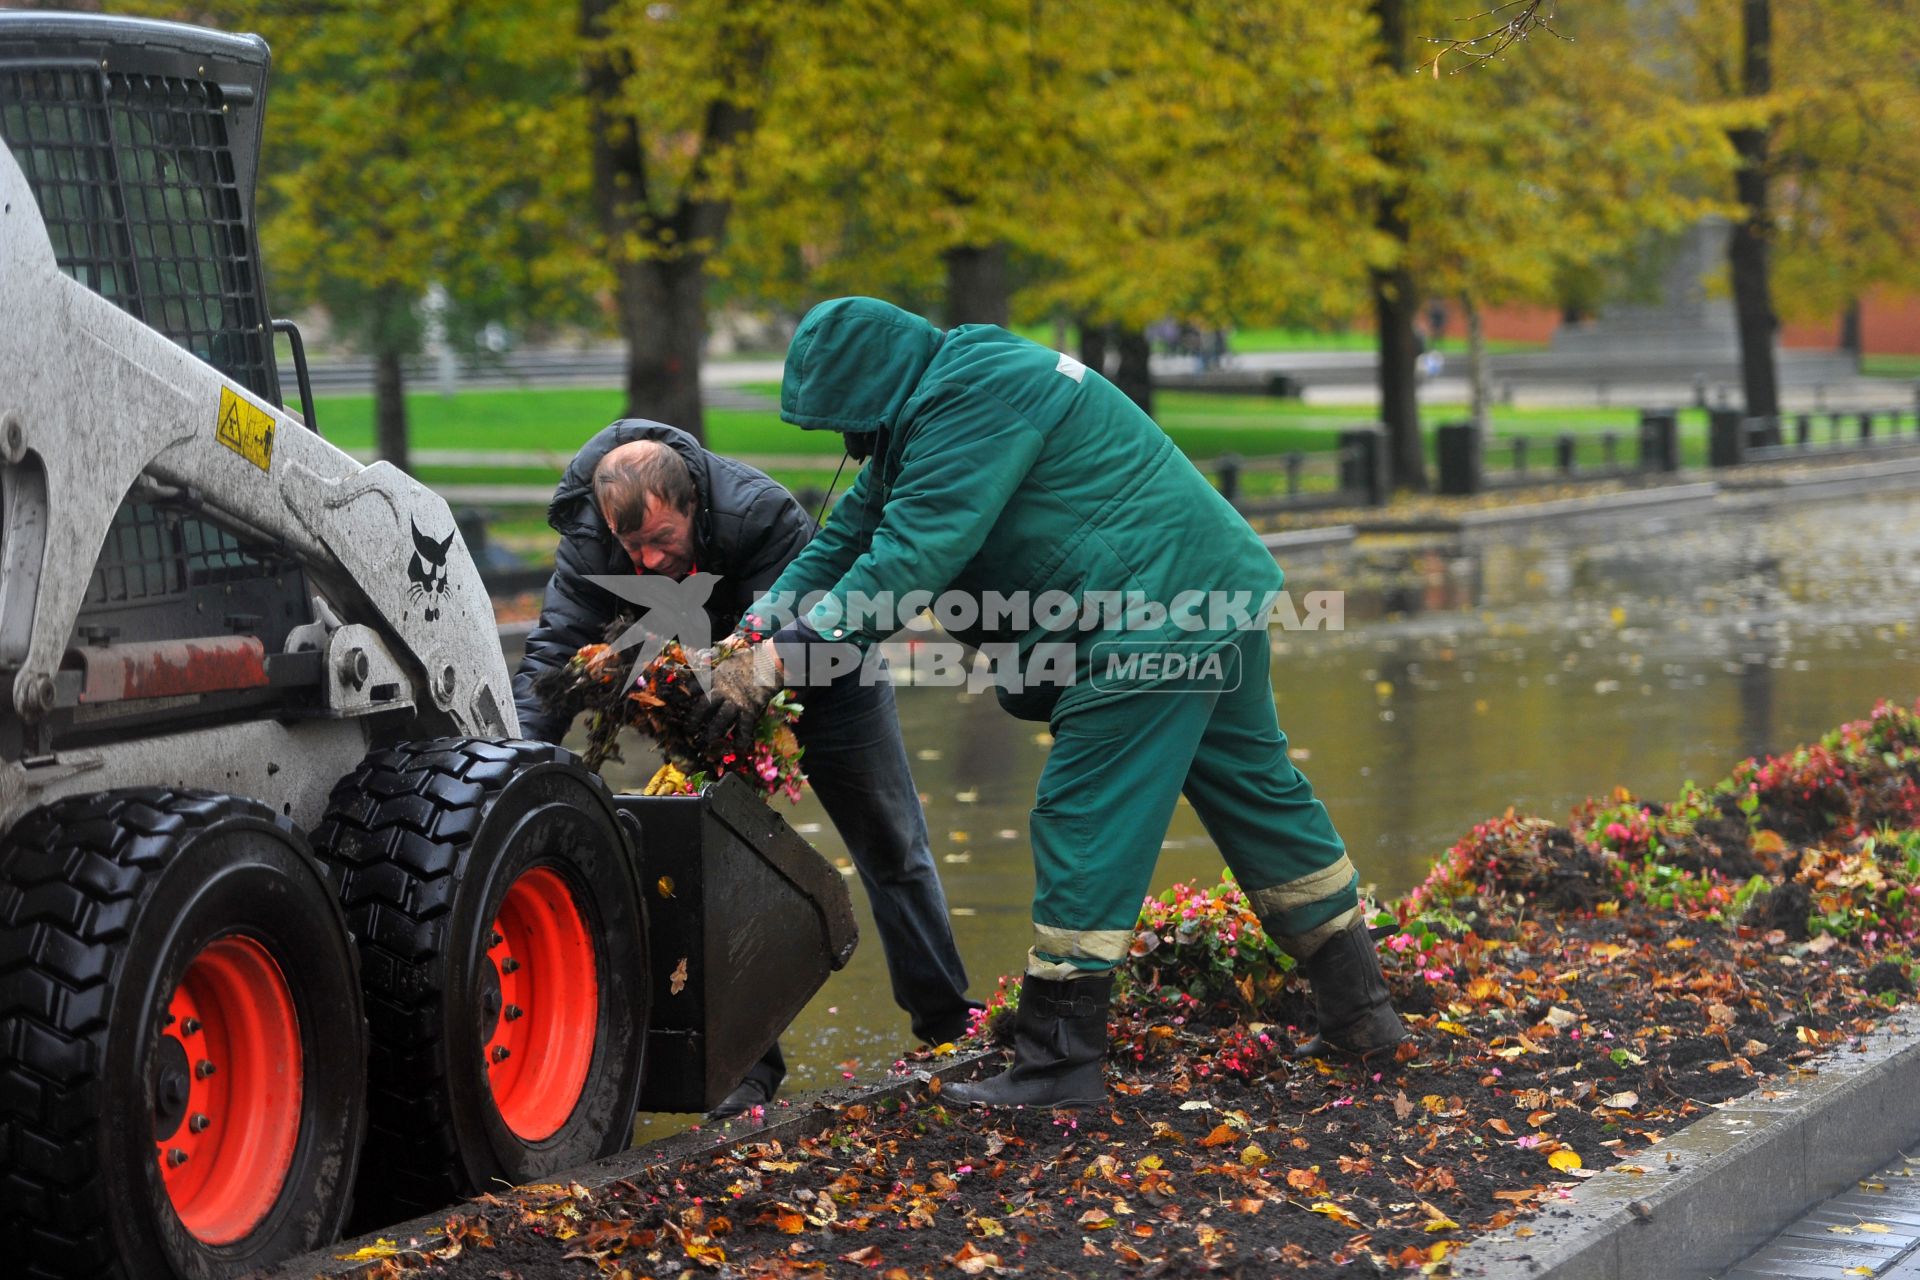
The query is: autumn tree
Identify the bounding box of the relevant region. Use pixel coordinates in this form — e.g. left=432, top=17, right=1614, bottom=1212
left=1404, top=1, right=1723, bottom=430
left=580, top=0, right=781, bottom=441
left=125, top=0, right=591, bottom=471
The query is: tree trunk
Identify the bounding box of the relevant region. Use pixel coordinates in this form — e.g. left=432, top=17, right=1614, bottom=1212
left=1464, top=292, right=1490, bottom=434
left=619, top=254, right=708, bottom=435
left=582, top=0, right=766, bottom=444
left=1370, top=0, right=1426, bottom=491
left=1728, top=0, right=1779, bottom=418
left=1078, top=321, right=1109, bottom=378
left=944, top=243, right=1011, bottom=327
left=1840, top=297, right=1863, bottom=366
left=1113, top=327, right=1153, bottom=416
left=373, top=347, right=410, bottom=474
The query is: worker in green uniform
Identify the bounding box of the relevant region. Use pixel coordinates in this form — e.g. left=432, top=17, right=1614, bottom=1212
left=693, top=296, right=1405, bottom=1108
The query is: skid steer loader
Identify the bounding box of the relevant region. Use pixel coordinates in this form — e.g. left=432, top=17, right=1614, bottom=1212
left=0, top=13, right=856, bottom=1279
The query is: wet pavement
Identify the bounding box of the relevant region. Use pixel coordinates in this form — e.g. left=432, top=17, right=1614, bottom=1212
left=1720, top=1149, right=1920, bottom=1279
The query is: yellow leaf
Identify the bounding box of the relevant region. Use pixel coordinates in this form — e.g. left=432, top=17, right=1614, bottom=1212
left=1311, top=1202, right=1363, bottom=1229
left=1861, top=1222, right=1891, bottom=1233
left=336, top=1239, right=401, bottom=1261
left=1435, top=1020, right=1469, bottom=1035
left=1240, top=1143, right=1269, bottom=1167
left=1548, top=1149, right=1583, bottom=1172
left=1829, top=1224, right=1857, bottom=1235
left=1424, top=1216, right=1460, bottom=1232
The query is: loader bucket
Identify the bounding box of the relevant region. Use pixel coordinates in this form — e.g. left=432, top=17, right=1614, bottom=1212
left=615, top=773, right=859, bottom=1113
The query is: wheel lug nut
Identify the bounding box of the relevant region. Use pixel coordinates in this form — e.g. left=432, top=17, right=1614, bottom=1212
left=501, top=957, right=520, bottom=974
left=491, top=1045, right=510, bottom=1063
left=182, top=1018, right=202, bottom=1035
left=166, top=1148, right=188, bottom=1168
left=489, top=930, right=504, bottom=947
left=195, top=1060, right=216, bottom=1079
left=189, top=1113, right=210, bottom=1134
left=505, top=1004, right=523, bottom=1022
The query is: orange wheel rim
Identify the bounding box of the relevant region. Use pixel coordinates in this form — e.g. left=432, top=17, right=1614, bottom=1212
left=484, top=866, right=599, bottom=1141
left=154, top=935, right=302, bottom=1244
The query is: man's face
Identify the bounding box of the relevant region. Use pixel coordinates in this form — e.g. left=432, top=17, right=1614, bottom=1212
left=606, top=497, right=695, bottom=578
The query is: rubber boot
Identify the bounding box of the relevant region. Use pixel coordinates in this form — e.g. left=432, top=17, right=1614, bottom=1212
left=1291, top=917, right=1408, bottom=1059
left=944, top=973, right=1111, bottom=1108
left=707, top=1042, right=784, bottom=1122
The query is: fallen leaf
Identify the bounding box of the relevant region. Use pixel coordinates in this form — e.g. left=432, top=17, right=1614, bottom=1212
left=1548, top=1149, right=1583, bottom=1172
left=950, top=1243, right=1004, bottom=1275
left=336, top=1239, right=401, bottom=1261
left=670, top=957, right=688, bottom=996
left=1199, top=1124, right=1239, bottom=1148
left=1424, top=1216, right=1460, bottom=1233
left=1602, top=1092, right=1639, bottom=1110
left=1311, top=1202, right=1363, bottom=1229
left=1861, top=1223, right=1891, bottom=1234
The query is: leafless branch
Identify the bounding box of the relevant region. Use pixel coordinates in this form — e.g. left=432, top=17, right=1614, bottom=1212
left=1421, top=1, right=1567, bottom=76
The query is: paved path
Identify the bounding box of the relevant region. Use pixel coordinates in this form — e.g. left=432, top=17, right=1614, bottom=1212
left=1720, top=1149, right=1920, bottom=1279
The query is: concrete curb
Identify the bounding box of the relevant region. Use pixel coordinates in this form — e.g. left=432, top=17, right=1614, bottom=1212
left=1451, top=481, right=1722, bottom=531
left=1716, top=453, right=1920, bottom=505
left=260, top=1047, right=1002, bottom=1280
left=1453, top=1010, right=1920, bottom=1280
left=1261, top=524, right=1358, bottom=555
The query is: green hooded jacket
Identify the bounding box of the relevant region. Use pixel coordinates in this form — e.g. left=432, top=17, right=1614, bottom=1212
left=748, top=297, right=1284, bottom=722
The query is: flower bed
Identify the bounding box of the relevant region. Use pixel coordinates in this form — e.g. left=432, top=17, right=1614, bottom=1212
left=348, top=699, right=1920, bottom=1279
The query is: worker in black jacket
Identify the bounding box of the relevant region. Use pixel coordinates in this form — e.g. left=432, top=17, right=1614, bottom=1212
left=513, top=420, right=977, bottom=1119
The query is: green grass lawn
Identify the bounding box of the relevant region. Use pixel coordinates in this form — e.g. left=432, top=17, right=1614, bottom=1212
left=318, top=385, right=1704, bottom=539
left=1863, top=354, right=1920, bottom=379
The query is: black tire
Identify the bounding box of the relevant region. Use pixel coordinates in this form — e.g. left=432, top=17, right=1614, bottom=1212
left=0, top=789, right=367, bottom=1280
left=312, top=738, right=648, bottom=1220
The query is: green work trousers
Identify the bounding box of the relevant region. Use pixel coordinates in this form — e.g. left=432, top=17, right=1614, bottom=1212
left=1026, top=627, right=1362, bottom=979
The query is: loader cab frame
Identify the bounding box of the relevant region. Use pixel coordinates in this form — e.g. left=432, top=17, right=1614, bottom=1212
left=0, top=14, right=318, bottom=753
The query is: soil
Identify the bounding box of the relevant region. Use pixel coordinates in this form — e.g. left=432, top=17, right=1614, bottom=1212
left=338, top=878, right=1895, bottom=1279
left=331, top=704, right=1920, bottom=1279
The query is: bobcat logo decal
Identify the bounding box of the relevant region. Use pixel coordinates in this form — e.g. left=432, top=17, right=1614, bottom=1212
left=406, top=519, right=456, bottom=622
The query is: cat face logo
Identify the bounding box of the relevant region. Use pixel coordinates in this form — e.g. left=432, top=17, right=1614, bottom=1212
left=406, top=519, right=456, bottom=622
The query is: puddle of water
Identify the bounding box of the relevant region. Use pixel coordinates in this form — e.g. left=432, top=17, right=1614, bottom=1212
left=537, top=490, right=1920, bottom=1115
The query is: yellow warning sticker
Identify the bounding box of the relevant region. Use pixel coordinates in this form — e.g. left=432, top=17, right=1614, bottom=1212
left=215, top=386, right=275, bottom=471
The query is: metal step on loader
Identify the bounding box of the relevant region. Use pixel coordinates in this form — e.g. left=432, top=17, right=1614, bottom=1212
left=0, top=12, right=857, bottom=1278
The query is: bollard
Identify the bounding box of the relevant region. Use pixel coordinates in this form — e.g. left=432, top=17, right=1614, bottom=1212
left=1336, top=427, right=1389, bottom=506
left=1557, top=433, right=1578, bottom=475
left=1859, top=411, right=1875, bottom=442
left=1795, top=413, right=1812, bottom=447
left=1601, top=431, right=1618, bottom=468
left=1436, top=421, right=1483, bottom=496
left=1216, top=454, right=1243, bottom=505
left=1708, top=409, right=1747, bottom=467
left=1512, top=436, right=1529, bottom=476
left=1284, top=452, right=1304, bottom=498
left=1754, top=414, right=1782, bottom=448
left=1637, top=409, right=1680, bottom=473
left=1829, top=411, right=1845, bottom=444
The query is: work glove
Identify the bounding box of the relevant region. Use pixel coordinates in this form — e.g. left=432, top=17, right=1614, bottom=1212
left=694, top=634, right=783, bottom=755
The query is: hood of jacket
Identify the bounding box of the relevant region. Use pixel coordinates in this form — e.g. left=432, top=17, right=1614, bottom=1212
left=547, top=419, right=716, bottom=547
left=780, top=296, right=944, bottom=434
